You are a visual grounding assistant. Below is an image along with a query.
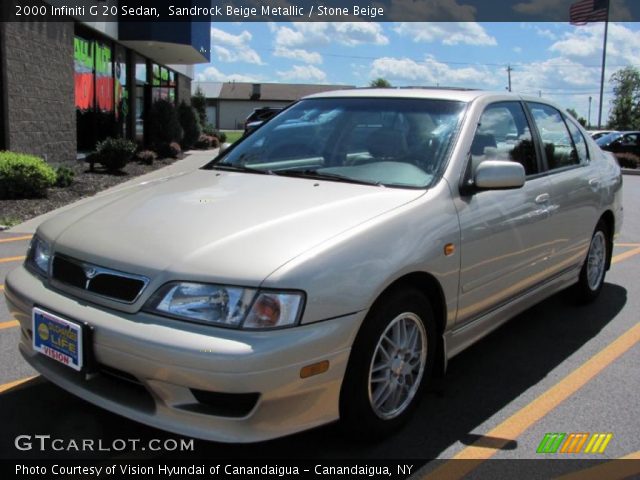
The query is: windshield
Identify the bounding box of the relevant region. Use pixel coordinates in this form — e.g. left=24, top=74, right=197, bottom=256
left=596, top=132, right=622, bottom=146
left=207, top=97, right=467, bottom=188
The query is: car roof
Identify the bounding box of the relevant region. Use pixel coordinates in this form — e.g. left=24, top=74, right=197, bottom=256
left=302, top=87, right=554, bottom=103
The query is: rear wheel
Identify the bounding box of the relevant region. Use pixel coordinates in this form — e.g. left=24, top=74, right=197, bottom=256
left=340, top=288, right=436, bottom=437
left=574, top=221, right=609, bottom=303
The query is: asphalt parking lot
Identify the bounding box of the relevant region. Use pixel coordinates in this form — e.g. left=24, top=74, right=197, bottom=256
left=1, top=177, right=639, bottom=478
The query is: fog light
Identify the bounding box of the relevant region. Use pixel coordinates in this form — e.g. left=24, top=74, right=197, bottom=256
left=300, top=360, right=330, bottom=378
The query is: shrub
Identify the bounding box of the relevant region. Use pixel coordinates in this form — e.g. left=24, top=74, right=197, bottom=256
left=178, top=102, right=202, bottom=150
left=55, top=166, right=75, bottom=187
left=157, top=142, right=182, bottom=159
left=95, top=137, right=137, bottom=171
left=194, top=134, right=212, bottom=149
left=148, top=100, right=183, bottom=149
left=0, top=151, right=56, bottom=199
left=202, top=124, right=226, bottom=143
left=194, top=135, right=220, bottom=149
left=615, top=153, right=639, bottom=169
left=136, top=150, right=157, bottom=165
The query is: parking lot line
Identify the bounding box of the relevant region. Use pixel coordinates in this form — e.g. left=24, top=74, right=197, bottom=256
left=611, top=246, right=640, bottom=264
left=0, top=320, right=19, bottom=330
left=614, top=243, right=640, bottom=247
left=0, top=235, right=31, bottom=243
left=0, top=255, right=25, bottom=264
left=0, top=376, right=38, bottom=394
left=553, top=450, right=640, bottom=480
left=418, top=322, right=640, bottom=480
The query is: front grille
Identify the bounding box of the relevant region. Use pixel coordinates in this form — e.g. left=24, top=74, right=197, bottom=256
left=52, top=255, right=149, bottom=303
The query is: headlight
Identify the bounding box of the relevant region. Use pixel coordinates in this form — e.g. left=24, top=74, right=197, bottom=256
left=26, top=236, right=51, bottom=277
left=145, top=282, right=305, bottom=330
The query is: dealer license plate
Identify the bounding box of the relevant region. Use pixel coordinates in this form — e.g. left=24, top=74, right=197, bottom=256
left=32, top=308, right=83, bottom=371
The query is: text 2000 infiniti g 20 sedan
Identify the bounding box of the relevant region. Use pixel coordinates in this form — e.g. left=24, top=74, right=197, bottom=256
left=5, top=89, right=622, bottom=442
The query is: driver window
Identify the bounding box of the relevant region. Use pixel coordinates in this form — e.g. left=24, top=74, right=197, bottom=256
left=471, top=102, right=538, bottom=176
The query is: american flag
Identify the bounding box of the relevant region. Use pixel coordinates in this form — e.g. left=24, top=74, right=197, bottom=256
left=570, top=0, right=609, bottom=25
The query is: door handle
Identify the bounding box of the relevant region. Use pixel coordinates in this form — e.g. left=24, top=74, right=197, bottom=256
left=535, top=193, right=550, bottom=204
left=588, top=178, right=600, bottom=187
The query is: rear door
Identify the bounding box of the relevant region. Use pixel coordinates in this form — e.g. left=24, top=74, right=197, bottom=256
left=456, top=101, right=554, bottom=325
left=526, top=102, right=601, bottom=276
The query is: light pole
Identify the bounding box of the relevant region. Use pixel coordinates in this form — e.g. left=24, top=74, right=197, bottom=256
left=588, top=96, right=592, bottom=129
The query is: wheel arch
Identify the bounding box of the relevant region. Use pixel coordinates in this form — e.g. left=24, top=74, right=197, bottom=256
left=367, top=272, right=449, bottom=382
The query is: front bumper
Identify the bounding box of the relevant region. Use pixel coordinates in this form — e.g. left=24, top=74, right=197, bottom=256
left=5, top=265, right=364, bottom=443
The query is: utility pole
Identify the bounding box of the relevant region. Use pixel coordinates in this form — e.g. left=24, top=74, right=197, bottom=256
left=506, top=65, right=513, bottom=92
left=539, top=90, right=542, bottom=98
left=597, top=2, right=611, bottom=128
left=588, top=96, right=592, bottom=128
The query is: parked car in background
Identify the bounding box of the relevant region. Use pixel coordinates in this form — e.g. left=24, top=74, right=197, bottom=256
left=596, top=131, right=640, bottom=157
left=5, top=89, right=623, bottom=443
left=243, top=107, right=283, bottom=135
left=589, top=130, right=617, bottom=140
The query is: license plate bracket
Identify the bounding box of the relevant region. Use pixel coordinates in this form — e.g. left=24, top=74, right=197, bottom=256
left=32, top=307, right=92, bottom=373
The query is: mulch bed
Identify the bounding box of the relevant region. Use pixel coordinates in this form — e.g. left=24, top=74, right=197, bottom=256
left=0, top=156, right=181, bottom=227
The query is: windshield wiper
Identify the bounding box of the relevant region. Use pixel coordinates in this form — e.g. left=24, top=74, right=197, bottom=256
left=212, top=164, right=275, bottom=175
left=276, top=169, right=384, bottom=186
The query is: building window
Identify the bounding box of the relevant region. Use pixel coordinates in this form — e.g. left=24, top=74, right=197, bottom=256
left=152, top=64, right=176, bottom=103
left=134, top=55, right=147, bottom=144
left=114, top=45, right=129, bottom=139
left=74, top=36, right=94, bottom=111
left=95, top=42, right=114, bottom=113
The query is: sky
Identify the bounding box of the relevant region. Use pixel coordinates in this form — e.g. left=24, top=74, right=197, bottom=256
left=193, top=21, right=640, bottom=126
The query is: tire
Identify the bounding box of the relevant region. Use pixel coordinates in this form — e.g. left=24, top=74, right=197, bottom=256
left=574, top=220, right=610, bottom=304
left=339, top=287, right=436, bottom=438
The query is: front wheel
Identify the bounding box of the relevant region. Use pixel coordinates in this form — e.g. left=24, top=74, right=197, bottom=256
left=340, top=288, right=436, bottom=438
left=574, top=221, right=609, bottom=303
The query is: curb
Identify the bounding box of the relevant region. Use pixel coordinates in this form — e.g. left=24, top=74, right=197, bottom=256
left=621, top=168, right=640, bottom=176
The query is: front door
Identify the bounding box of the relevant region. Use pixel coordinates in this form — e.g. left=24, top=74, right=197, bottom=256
left=455, top=101, right=553, bottom=325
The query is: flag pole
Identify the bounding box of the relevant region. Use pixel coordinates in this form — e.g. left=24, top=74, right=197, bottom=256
left=597, top=0, right=610, bottom=128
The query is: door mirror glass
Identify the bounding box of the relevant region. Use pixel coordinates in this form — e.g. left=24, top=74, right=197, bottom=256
left=475, top=160, right=525, bottom=190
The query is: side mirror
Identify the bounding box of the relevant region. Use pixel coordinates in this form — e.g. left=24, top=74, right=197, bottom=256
left=474, top=160, right=525, bottom=190
left=219, top=142, right=232, bottom=154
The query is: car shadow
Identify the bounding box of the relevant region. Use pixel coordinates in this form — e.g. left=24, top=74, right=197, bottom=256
left=0, top=283, right=627, bottom=460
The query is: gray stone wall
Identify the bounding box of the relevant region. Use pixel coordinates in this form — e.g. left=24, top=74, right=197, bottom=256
left=2, top=21, right=76, bottom=164
left=177, top=73, right=191, bottom=106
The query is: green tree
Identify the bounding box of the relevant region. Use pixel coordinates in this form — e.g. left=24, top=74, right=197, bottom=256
left=608, top=66, right=640, bottom=130
left=567, top=108, right=588, bottom=128
left=191, top=87, right=208, bottom=127
left=148, top=100, right=183, bottom=148
left=178, top=102, right=202, bottom=150
left=369, top=77, right=392, bottom=88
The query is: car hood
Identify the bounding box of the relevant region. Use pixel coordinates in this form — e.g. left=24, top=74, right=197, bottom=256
left=42, top=169, right=425, bottom=285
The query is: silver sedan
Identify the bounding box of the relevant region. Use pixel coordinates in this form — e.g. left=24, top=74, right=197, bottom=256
left=5, top=89, right=623, bottom=442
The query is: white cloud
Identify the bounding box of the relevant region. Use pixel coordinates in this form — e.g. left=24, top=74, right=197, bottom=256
left=369, top=56, right=501, bottom=87
left=270, top=22, right=388, bottom=62
left=273, top=47, right=323, bottom=64
left=512, top=57, right=598, bottom=91
left=277, top=65, right=328, bottom=83
left=332, top=23, right=389, bottom=46
left=195, top=66, right=261, bottom=83
left=210, top=27, right=264, bottom=65
left=394, top=22, right=497, bottom=46
left=513, top=46, right=523, bottom=53
left=550, top=23, right=640, bottom=66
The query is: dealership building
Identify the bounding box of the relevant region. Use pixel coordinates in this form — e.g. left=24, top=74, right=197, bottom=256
left=0, top=1, right=210, bottom=163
